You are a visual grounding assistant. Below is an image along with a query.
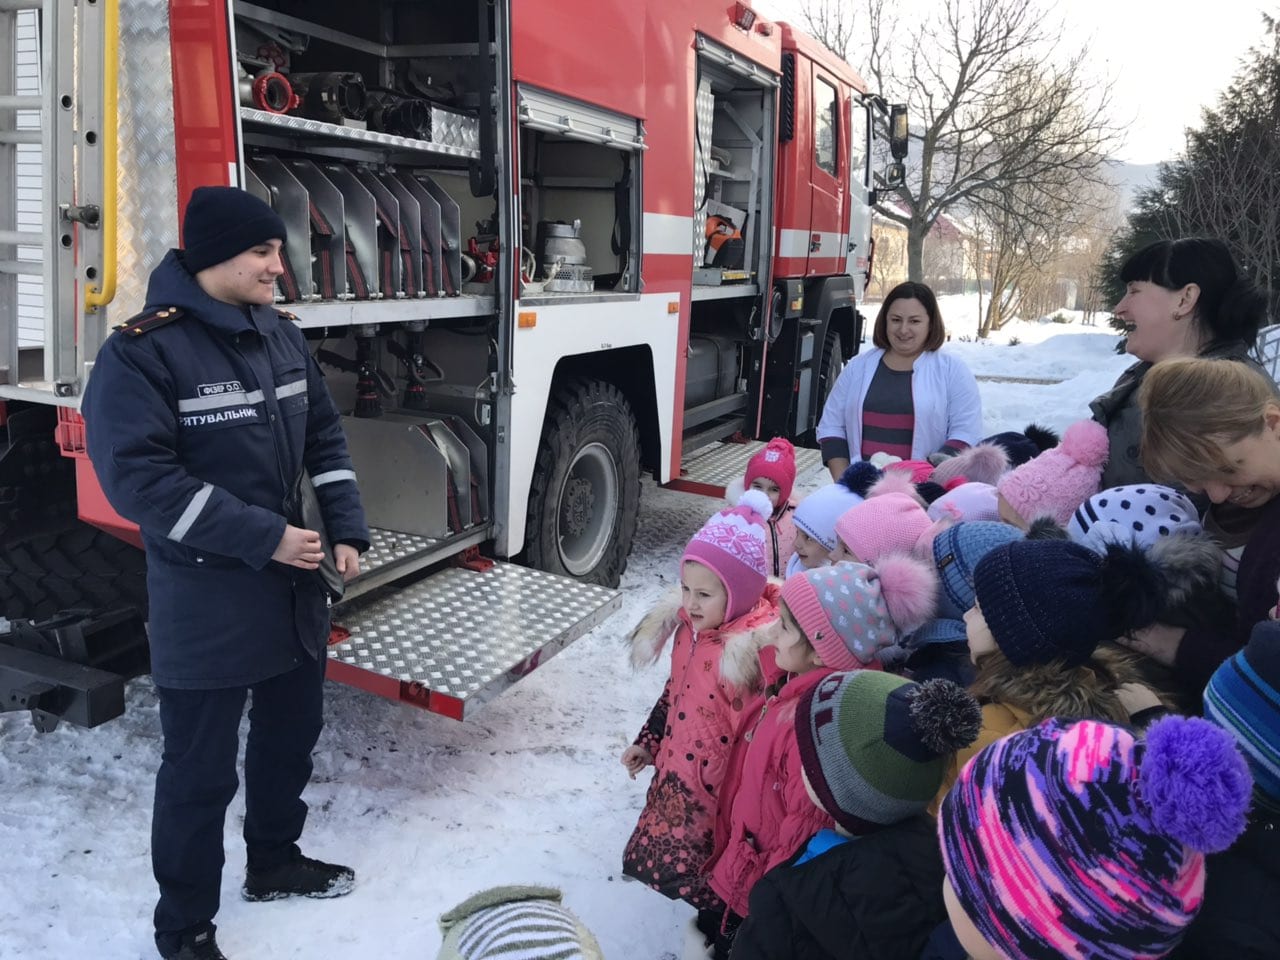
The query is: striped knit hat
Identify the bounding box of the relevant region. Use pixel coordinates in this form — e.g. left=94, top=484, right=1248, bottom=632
left=683, top=489, right=772, bottom=622
left=797, top=670, right=980, bottom=835
left=437, top=885, right=603, bottom=960
left=1205, top=618, right=1280, bottom=811
left=940, top=717, right=1252, bottom=960
left=930, top=521, right=1023, bottom=619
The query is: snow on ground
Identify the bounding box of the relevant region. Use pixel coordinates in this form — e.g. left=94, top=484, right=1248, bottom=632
left=0, top=300, right=1134, bottom=959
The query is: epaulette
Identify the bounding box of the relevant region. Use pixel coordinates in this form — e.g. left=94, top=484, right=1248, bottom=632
left=276, top=308, right=301, bottom=323
left=113, top=306, right=184, bottom=336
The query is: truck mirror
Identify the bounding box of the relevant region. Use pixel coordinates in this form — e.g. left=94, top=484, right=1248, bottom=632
left=883, top=161, right=905, bottom=189
left=889, top=104, right=909, bottom=161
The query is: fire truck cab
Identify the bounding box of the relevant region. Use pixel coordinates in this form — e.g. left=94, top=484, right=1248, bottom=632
left=0, top=0, right=905, bottom=728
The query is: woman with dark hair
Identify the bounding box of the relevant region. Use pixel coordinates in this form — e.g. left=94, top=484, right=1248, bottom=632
left=817, top=281, right=982, bottom=481
left=1092, top=237, right=1273, bottom=489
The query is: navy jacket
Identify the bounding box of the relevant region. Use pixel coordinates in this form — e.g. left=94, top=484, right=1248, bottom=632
left=731, top=816, right=947, bottom=960
left=82, top=250, right=369, bottom=688
left=1170, top=807, right=1280, bottom=960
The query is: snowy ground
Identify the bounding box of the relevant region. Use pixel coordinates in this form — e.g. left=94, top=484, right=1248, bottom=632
left=0, top=307, right=1133, bottom=959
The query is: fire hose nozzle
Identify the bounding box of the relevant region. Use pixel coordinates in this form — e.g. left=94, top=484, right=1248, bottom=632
left=239, top=70, right=300, bottom=115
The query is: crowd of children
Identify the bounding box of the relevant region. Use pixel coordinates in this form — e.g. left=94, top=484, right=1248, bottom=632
left=610, top=418, right=1271, bottom=960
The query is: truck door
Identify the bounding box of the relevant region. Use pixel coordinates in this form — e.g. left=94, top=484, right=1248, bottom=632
left=806, top=67, right=844, bottom=276
left=845, top=94, right=872, bottom=297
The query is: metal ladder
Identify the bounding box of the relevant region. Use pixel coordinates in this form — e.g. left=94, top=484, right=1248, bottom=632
left=1, top=0, right=106, bottom=403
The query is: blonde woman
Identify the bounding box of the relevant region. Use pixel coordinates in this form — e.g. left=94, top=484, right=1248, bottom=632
left=1130, top=357, right=1280, bottom=701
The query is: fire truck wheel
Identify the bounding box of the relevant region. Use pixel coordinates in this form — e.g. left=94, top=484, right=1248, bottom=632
left=524, top=378, right=641, bottom=587
left=799, top=330, right=844, bottom=445
left=0, top=522, right=148, bottom=622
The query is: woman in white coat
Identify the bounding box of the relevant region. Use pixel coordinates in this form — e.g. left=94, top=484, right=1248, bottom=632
left=817, top=282, right=983, bottom=481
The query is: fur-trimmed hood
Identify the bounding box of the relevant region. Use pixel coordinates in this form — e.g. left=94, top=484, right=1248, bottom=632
left=970, top=644, right=1165, bottom=725
left=1149, top=530, right=1234, bottom=629
left=627, top=583, right=782, bottom=692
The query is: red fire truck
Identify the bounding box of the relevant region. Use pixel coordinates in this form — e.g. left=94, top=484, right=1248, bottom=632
left=0, top=0, right=906, bottom=728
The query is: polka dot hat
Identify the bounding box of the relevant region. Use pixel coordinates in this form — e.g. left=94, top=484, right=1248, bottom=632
left=1066, top=484, right=1201, bottom=554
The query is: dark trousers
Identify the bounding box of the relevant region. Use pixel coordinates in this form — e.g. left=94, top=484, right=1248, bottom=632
left=152, top=655, right=326, bottom=954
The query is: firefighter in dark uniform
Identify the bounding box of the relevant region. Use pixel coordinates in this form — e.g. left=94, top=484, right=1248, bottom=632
left=81, top=187, right=370, bottom=960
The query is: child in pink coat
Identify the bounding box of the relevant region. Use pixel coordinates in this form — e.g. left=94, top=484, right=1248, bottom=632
left=621, top=490, right=782, bottom=939
left=703, top=554, right=940, bottom=957
left=730, top=438, right=798, bottom=578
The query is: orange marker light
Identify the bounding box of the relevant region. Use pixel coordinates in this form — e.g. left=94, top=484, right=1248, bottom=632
left=518, top=311, right=537, bottom=328
left=667, top=301, right=680, bottom=314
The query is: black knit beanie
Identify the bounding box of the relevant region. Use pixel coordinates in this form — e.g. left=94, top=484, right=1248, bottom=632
left=182, top=186, right=287, bottom=274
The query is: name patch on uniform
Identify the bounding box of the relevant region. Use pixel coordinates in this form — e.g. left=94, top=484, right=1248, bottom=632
left=179, top=407, right=260, bottom=428
left=196, top=380, right=244, bottom=397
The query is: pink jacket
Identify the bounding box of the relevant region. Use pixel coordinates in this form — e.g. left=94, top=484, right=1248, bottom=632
left=705, top=667, right=836, bottom=917
left=765, top=501, right=797, bottom=578
left=622, top=584, right=782, bottom=908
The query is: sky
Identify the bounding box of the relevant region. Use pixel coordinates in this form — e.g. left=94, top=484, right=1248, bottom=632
left=753, top=0, right=1270, bottom=165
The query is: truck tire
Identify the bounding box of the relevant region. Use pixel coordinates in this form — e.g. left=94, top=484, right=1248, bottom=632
left=817, top=330, right=844, bottom=416
left=0, top=522, right=148, bottom=621
left=798, top=330, right=844, bottom=446
left=524, top=378, right=641, bottom=587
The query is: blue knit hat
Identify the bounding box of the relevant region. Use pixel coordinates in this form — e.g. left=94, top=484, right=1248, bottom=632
left=972, top=540, right=1119, bottom=666
left=1205, top=619, right=1280, bottom=810
left=182, top=186, right=287, bottom=274
left=930, top=521, right=1023, bottom=619
left=980, top=424, right=1059, bottom=467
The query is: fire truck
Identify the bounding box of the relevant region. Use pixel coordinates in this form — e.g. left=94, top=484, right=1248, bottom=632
left=0, top=0, right=906, bottom=729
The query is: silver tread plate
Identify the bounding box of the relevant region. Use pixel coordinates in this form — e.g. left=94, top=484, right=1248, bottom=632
left=329, top=563, right=621, bottom=718
left=679, top=439, right=823, bottom=489
left=358, top=527, right=440, bottom=577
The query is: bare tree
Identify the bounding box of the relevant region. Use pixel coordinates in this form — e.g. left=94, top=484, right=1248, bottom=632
left=842, top=0, right=1121, bottom=283
left=799, top=0, right=857, bottom=60
left=868, top=222, right=907, bottom=299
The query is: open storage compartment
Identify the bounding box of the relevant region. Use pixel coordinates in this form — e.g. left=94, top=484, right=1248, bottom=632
left=515, top=86, right=644, bottom=302
left=229, top=0, right=503, bottom=578
left=692, top=36, right=777, bottom=297
left=232, top=0, right=497, bottom=320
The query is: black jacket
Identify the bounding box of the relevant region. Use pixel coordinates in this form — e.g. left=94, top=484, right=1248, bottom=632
left=82, top=250, right=369, bottom=688
left=731, top=816, right=946, bottom=960
left=1171, top=809, right=1280, bottom=960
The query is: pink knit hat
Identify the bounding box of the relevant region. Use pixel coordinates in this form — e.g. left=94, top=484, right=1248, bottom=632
left=927, top=481, right=1000, bottom=524
left=884, top=459, right=935, bottom=484
left=744, top=437, right=797, bottom=505
left=996, top=419, right=1109, bottom=526
left=781, top=556, right=938, bottom=669
left=682, top=489, right=773, bottom=623
left=834, top=491, right=933, bottom=561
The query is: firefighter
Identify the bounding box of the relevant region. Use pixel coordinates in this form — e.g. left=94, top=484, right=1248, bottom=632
left=81, top=186, right=370, bottom=960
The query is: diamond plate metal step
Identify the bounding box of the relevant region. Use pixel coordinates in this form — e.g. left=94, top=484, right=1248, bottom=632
left=340, top=525, right=489, bottom=603
left=328, top=562, right=621, bottom=719
left=667, top=439, right=824, bottom=497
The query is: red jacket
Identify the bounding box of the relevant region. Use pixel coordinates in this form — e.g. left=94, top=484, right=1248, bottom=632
left=705, top=667, right=836, bottom=917
left=622, top=585, right=781, bottom=908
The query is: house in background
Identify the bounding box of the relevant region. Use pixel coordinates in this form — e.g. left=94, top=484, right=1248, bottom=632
left=866, top=204, right=976, bottom=300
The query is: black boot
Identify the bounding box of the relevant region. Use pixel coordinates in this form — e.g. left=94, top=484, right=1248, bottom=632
left=161, top=925, right=227, bottom=960
left=242, top=852, right=355, bottom=902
